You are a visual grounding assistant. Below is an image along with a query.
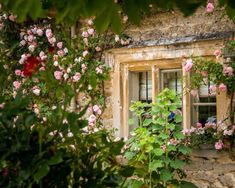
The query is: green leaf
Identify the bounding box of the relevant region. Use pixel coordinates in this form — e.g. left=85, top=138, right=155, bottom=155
left=143, top=118, right=152, bottom=126
left=170, top=159, right=185, bottom=169
left=156, top=118, right=165, bottom=125
left=174, top=131, right=184, bottom=140
left=149, top=160, right=163, bottom=171
left=174, top=115, right=183, bottom=123
left=119, top=166, right=135, bottom=177
left=125, top=151, right=136, bottom=160
left=153, top=148, right=164, bottom=156
left=159, top=133, right=169, bottom=140
left=179, top=145, right=192, bottom=155
left=48, top=153, right=63, bottom=165
left=160, top=169, right=172, bottom=182
left=25, top=114, right=35, bottom=126
left=34, top=164, right=50, bottom=183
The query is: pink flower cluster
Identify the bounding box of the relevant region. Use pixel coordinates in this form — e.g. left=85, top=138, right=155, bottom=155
left=206, top=3, right=214, bottom=13
left=215, top=140, right=223, bottom=150
left=183, top=59, right=193, bottom=72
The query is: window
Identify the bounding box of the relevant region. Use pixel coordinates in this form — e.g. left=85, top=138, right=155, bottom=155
left=160, top=69, right=182, bottom=95
left=191, top=84, right=216, bottom=125
left=105, top=39, right=228, bottom=138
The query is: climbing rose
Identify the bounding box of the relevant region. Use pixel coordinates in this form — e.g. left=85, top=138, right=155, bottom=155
left=72, top=72, right=81, bottom=82
left=54, top=71, right=63, bottom=80
left=206, top=3, right=214, bottom=13
left=82, top=50, right=89, bottom=57
left=15, top=69, right=22, bottom=76
left=223, top=129, right=233, bottom=136
left=196, top=122, right=202, bottom=128
left=57, top=42, right=63, bottom=49
left=213, top=49, right=221, bottom=58
left=87, top=28, right=94, bottom=35
left=215, top=140, right=223, bottom=150
left=223, top=66, right=233, bottom=76
left=36, top=29, right=43, bottom=36
left=93, top=105, right=101, bottom=115
left=183, top=59, right=193, bottom=72
left=209, top=85, right=217, bottom=93
left=32, top=86, right=40, bottom=96
left=219, top=83, right=227, bottom=92
left=13, top=81, right=21, bottom=90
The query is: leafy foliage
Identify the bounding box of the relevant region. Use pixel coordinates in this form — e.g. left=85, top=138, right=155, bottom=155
left=124, top=89, right=195, bottom=188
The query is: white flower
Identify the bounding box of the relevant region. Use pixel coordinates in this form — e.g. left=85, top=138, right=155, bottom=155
left=63, top=73, right=69, bottom=80
left=67, top=132, right=74, bottom=137
left=28, top=45, right=35, bottom=52
left=53, top=61, right=59, bottom=66
left=115, top=35, right=120, bottom=42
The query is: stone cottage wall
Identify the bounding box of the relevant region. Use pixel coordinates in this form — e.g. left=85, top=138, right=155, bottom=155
left=184, top=148, right=235, bottom=188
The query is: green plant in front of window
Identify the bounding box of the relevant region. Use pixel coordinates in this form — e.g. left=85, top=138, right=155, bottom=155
left=124, top=89, right=197, bottom=188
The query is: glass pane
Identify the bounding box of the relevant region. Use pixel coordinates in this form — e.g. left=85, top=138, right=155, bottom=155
left=139, top=71, right=152, bottom=102
left=161, top=69, right=182, bottom=95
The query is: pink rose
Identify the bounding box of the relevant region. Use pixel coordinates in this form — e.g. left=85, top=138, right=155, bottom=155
left=219, top=83, right=227, bottom=92
left=27, top=35, right=34, bottom=42
left=39, top=67, right=46, bottom=71
left=72, top=72, right=81, bottom=82
left=88, top=114, right=96, bottom=126
left=13, top=81, right=21, bottom=90
left=196, top=122, right=202, bottom=129
left=96, top=67, right=103, bottom=74
left=223, top=66, right=233, bottom=76
left=32, top=86, right=40, bottom=96
left=57, top=50, right=64, bottom=57
left=82, top=31, right=89, bottom=38
left=57, top=42, right=63, bottom=49
left=82, top=50, right=89, bottom=57
left=206, top=3, right=214, bottom=13
left=36, top=29, right=43, bottom=36
left=223, top=129, right=233, bottom=136
left=48, top=37, right=56, bottom=44
left=190, top=89, right=198, bottom=98
left=54, top=71, right=63, bottom=80
left=182, top=129, right=191, bottom=136
left=45, top=29, right=52, bottom=38
left=209, top=85, right=217, bottom=93
left=87, top=28, right=94, bottom=35
left=215, top=140, right=223, bottom=150
left=93, top=105, right=101, bottom=115
left=183, top=59, right=193, bottom=72
left=15, top=69, right=22, bottom=76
